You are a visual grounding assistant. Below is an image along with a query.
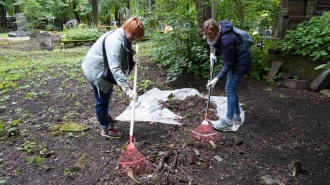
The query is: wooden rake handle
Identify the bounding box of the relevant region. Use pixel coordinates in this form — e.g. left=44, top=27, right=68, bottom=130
left=129, top=45, right=139, bottom=139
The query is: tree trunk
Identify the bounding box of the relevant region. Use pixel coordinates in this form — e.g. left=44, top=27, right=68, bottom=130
left=72, top=0, right=80, bottom=22
left=92, top=0, right=99, bottom=26
left=0, top=4, right=5, bottom=29
left=147, top=0, right=151, bottom=11
left=13, top=0, right=20, bottom=13
left=212, top=0, right=216, bottom=19
left=194, top=0, right=212, bottom=28
left=115, top=4, right=119, bottom=26
left=235, top=0, right=245, bottom=24
left=125, top=0, right=130, bottom=19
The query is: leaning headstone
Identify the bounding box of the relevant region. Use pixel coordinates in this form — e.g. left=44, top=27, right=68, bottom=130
left=39, top=31, right=52, bottom=50
left=311, top=70, right=330, bottom=91
left=15, top=13, right=28, bottom=37
left=267, top=61, right=282, bottom=79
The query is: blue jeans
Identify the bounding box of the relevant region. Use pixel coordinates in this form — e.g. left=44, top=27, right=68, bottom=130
left=225, top=72, right=244, bottom=119
left=91, top=83, right=113, bottom=130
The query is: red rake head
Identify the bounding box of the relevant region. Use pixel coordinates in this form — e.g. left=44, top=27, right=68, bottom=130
left=190, top=121, right=220, bottom=142
left=117, top=143, right=152, bottom=175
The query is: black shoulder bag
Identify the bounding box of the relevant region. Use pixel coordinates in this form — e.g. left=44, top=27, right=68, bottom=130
left=101, top=30, right=117, bottom=84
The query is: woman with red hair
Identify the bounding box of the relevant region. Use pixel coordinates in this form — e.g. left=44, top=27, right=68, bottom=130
left=82, top=17, right=145, bottom=138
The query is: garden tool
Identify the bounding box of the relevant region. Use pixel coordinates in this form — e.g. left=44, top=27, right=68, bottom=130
left=189, top=48, right=220, bottom=142
left=117, top=45, right=152, bottom=175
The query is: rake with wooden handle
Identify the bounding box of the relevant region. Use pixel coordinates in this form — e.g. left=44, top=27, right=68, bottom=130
left=117, top=45, right=151, bottom=175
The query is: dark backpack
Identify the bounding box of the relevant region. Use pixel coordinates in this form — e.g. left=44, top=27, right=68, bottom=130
left=233, top=26, right=254, bottom=48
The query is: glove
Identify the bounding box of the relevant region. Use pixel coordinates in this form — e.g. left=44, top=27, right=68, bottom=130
left=210, top=52, right=217, bottom=61
left=206, top=78, right=219, bottom=88
left=125, top=88, right=138, bottom=102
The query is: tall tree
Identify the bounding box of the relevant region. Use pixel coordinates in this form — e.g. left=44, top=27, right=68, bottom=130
left=0, top=3, right=5, bottom=28
left=235, top=0, right=244, bottom=22
left=194, top=0, right=211, bottom=28
left=13, top=0, right=19, bottom=13
left=92, top=0, right=98, bottom=25
left=72, top=0, right=80, bottom=22
left=125, top=0, right=129, bottom=18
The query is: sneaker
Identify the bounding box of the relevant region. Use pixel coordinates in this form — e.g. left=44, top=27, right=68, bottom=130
left=109, top=116, right=118, bottom=124
left=213, top=118, right=233, bottom=130
left=232, top=116, right=242, bottom=125
left=101, top=128, right=123, bottom=138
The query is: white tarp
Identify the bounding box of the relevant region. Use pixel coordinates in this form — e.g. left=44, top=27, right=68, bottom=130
left=116, top=88, right=244, bottom=131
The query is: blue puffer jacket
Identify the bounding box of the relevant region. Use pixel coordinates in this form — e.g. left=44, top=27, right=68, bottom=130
left=214, top=20, right=252, bottom=80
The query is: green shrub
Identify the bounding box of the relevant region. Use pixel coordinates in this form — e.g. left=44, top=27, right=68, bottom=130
left=65, top=28, right=102, bottom=41
left=146, top=27, right=209, bottom=82
left=280, top=12, right=330, bottom=61
left=146, top=30, right=271, bottom=82
left=248, top=46, right=270, bottom=80
left=0, top=121, right=3, bottom=136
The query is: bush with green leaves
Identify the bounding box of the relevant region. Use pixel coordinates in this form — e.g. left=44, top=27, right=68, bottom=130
left=146, top=24, right=210, bottom=82
left=65, top=28, right=102, bottom=41
left=142, top=0, right=280, bottom=82
left=248, top=46, right=270, bottom=80
left=280, top=12, right=330, bottom=61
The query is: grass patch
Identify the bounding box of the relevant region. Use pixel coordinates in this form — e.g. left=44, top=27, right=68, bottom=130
left=0, top=33, right=8, bottom=38
left=0, top=44, right=89, bottom=96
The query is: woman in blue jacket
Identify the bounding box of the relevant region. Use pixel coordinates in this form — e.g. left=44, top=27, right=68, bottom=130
left=82, top=17, right=145, bottom=138
left=204, top=19, right=252, bottom=130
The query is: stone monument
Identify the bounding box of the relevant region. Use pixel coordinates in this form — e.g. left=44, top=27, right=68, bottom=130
left=39, top=31, right=52, bottom=50
left=15, top=13, right=29, bottom=37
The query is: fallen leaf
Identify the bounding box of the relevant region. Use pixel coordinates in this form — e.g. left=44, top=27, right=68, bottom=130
left=210, top=140, right=216, bottom=148
left=193, top=149, right=200, bottom=156
left=127, top=168, right=140, bottom=184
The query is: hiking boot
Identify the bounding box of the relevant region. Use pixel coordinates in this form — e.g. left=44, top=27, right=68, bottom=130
left=101, top=127, right=123, bottom=138
left=213, top=118, right=233, bottom=130
left=109, top=115, right=118, bottom=124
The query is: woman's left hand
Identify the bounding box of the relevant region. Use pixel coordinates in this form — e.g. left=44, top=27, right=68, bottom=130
left=206, top=78, right=219, bottom=88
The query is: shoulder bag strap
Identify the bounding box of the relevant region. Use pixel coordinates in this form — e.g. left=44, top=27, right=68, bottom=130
left=102, top=29, right=117, bottom=69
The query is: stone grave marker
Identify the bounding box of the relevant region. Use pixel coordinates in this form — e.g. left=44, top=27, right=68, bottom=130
left=311, top=70, right=330, bottom=91
left=39, top=32, right=52, bottom=50
left=267, top=61, right=282, bottom=79
left=15, top=13, right=29, bottom=37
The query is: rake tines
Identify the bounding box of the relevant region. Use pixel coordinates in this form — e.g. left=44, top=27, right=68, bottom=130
left=190, top=120, right=220, bottom=142
left=117, top=139, right=152, bottom=175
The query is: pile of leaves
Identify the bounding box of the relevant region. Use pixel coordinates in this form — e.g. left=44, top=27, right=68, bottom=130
left=160, top=95, right=219, bottom=127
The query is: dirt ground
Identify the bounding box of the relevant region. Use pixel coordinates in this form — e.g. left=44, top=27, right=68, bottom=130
left=0, top=39, right=330, bottom=185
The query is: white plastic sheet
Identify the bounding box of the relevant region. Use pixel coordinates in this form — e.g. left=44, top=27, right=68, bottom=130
left=116, top=88, right=244, bottom=131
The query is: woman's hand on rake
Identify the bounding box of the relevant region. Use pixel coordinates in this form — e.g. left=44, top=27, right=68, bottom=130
left=206, top=77, right=219, bottom=88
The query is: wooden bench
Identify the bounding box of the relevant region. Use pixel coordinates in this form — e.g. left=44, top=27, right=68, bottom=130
left=61, top=39, right=96, bottom=48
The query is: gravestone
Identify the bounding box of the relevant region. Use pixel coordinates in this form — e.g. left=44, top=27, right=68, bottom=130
left=311, top=70, right=330, bottom=91
left=16, top=13, right=29, bottom=37
left=283, top=79, right=310, bottom=91
left=39, top=32, right=52, bottom=50
left=267, top=61, right=283, bottom=79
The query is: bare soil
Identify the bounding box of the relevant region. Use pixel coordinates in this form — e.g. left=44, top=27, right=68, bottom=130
left=1, top=39, right=330, bottom=185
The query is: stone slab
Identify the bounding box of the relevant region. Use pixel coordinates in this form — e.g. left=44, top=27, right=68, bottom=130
left=283, top=79, right=310, bottom=91
left=267, top=61, right=283, bottom=79
left=311, top=70, right=330, bottom=91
